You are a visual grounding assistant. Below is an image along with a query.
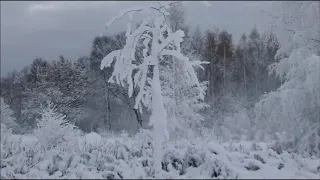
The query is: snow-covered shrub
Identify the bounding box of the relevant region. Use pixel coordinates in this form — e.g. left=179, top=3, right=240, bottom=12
left=0, top=131, right=43, bottom=179
left=34, top=102, right=82, bottom=151
left=1, top=130, right=319, bottom=179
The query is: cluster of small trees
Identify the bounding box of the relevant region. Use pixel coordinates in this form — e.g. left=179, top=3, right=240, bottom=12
left=198, top=26, right=281, bottom=109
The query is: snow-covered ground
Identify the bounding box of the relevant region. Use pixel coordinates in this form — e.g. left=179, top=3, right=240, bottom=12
left=1, top=130, right=319, bottom=179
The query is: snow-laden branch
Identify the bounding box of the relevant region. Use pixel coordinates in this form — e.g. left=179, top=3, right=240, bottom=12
left=100, top=50, right=121, bottom=71
left=158, top=30, right=184, bottom=54
left=105, top=1, right=180, bottom=30
left=105, top=8, right=143, bottom=29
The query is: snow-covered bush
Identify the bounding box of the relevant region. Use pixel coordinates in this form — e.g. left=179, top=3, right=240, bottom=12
left=34, top=102, right=82, bottom=151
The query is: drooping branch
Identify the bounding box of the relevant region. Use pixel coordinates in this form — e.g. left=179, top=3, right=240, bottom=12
left=105, top=8, right=143, bottom=29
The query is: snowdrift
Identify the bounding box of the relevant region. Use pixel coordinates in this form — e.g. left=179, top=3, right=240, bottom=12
left=1, top=130, right=319, bottom=179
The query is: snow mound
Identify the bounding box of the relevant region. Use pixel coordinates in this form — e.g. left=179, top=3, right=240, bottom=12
left=82, top=132, right=102, bottom=146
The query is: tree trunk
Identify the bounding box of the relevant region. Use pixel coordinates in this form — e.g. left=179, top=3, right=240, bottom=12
left=103, top=70, right=111, bottom=131
left=150, top=64, right=168, bottom=178
left=133, top=108, right=142, bottom=127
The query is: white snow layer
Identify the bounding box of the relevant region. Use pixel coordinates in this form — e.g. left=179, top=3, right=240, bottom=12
left=1, top=130, right=319, bottom=179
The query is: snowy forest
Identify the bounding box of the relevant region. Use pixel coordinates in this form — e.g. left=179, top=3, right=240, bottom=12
left=1, top=1, right=319, bottom=179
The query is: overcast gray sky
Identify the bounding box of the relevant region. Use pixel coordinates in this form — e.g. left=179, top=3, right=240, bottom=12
left=1, top=1, right=283, bottom=76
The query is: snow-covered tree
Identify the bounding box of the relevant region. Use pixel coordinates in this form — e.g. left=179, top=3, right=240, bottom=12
left=191, top=25, right=204, bottom=59
left=160, top=3, right=209, bottom=139
left=34, top=102, right=81, bottom=151
left=21, top=89, right=50, bottom=127
left=255, top=1, right=320, bottom=157
left=0, top=98, right=20, bottom=133
left=20, top=58, right=53, bottom=127
left=161, top=59, right=209, bottom=139
left=1, top=69, right=27, bottom=124
left=260, top=32, right=281, bottom=93
left=233, top=34, right=249, bottom=98
left=100, top=2, right=208, bottom=176
left=89, top=33, right=145, bottom=131
left=247, top=27, right=263, bottom=100
left=190, top=26, right=206, bottom=82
